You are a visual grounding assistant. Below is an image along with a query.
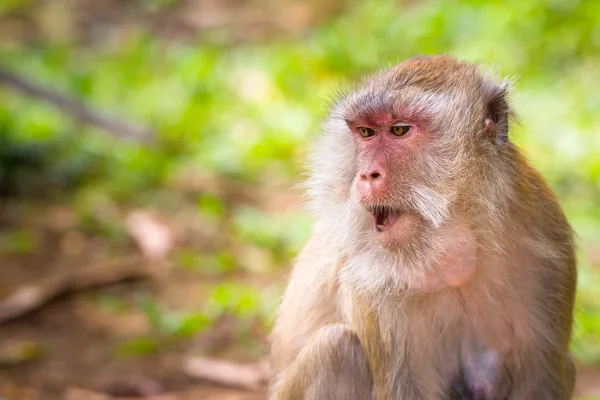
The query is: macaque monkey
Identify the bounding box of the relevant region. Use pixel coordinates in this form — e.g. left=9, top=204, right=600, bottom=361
left=268, top=55, right=577, bottom=399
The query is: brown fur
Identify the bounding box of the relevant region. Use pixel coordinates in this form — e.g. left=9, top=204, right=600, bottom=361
left=268, top=55, right=577, bottom=399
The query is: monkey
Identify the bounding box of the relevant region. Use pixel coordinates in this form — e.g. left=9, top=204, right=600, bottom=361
left=267, top=55, right=577, bottom=400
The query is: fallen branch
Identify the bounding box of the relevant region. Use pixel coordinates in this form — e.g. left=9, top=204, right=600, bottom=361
left=0, top=381, right=39, bottom=400
left=184, top=357, right=269, bottom=392
left=64, top=386, right=265, bottom=400
left=0, top=66, right=154, bottom=142
left=0, top=256, right=150, bottom=324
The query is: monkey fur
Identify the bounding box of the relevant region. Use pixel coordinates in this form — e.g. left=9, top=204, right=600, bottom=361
left=268, top=55, right=577, bottom=400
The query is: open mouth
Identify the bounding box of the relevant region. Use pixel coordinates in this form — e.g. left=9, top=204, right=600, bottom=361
left=368, top=206, right=402, bottom=233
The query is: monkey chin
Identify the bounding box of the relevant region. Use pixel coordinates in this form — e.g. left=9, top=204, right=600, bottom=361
left=371, top=210, right=421, bottom=250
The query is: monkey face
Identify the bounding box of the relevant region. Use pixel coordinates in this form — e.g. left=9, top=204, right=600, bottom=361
left=342, top=116, right=433, bottom=247
left=340, top=92, right=456, bottom=250
left=307, top=56, right=511, bottom=257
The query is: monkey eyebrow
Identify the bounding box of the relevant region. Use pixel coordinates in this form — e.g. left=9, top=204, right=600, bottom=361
left=344, top=119, right=368, bottom=128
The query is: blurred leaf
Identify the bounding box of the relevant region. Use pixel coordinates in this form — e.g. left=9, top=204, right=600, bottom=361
left=93, top=294, right=129, bottom=314
left=177, top=250, right=236, bottom=274
left=137, top=294, right=167, bottom=335
left=204, top=283, right=262, bottom=320
left=0, top=340, right=45, bottom=366
left=0, top=230, right=37, bottom=255
left=197, top=193, right=225, bottom=219
left=172, top=312, right=211, bottom=337
left=126, top=210, right=173, bottom=261
left=116, top=337, right=159, bottom=357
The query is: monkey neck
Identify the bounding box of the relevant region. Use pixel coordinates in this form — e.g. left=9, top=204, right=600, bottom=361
left=338, top=218, right=479, bottom=298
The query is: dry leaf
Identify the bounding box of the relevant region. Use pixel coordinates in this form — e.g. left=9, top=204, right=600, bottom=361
left=0, top=340, right=44, bottom=366
left=0, top=382, right=38, bottom=400
left=184, top=357, right=268, bottom=391
left=126, top=211, right=173, bottom=261
left=64, top=388, right=111, bottom=400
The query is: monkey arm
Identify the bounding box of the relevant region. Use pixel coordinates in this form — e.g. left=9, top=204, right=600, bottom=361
left=269, top=324, right=373, bottom=400
left=510, top=266, right=577, bottom=399
left=268, top=232, right=346, bottom=395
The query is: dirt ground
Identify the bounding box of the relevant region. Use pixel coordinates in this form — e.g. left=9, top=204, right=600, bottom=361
left=0, top=198, right=277, bottom=399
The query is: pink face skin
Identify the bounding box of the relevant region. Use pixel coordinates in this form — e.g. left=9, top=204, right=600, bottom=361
left=346, top=109, right=430, bottom=244
left=347, top=110, right=478, bottom=289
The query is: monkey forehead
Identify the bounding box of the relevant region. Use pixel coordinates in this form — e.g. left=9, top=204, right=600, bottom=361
left=342, top=86, right=468, bottom=126
left=340, top=56, right=482, bottom=123
left=387, top=55, right=481, bottom=91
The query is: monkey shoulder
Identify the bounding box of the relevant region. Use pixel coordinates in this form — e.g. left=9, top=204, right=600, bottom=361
left=514, top=157, right=574, bottom=238
left=510, top=156, right=576, bottom=276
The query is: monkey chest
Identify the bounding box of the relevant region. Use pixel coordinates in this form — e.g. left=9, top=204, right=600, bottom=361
left=346, top=292, right=517, bottom=399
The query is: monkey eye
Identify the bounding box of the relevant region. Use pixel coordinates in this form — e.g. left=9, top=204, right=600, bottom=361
left=391, top=123, right=411, bottom=137
left=357, top=127, right=376, bottom=138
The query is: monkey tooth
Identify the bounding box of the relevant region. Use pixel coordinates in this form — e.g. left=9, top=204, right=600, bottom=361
left=371, top=206, right=400, bottom=233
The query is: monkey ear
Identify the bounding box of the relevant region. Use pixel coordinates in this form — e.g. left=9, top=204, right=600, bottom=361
left=482, top=81, right=510, bottom=145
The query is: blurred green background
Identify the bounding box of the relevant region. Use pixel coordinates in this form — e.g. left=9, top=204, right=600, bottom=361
left=1, top=0, right=600, bottom=398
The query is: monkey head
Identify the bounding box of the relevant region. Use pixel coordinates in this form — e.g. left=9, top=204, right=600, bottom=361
left=306, top=55, right=514, bottom=292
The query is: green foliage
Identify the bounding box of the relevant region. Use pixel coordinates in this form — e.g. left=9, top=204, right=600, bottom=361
left=232, top=207, right=310, bottom=260
left=115, top=294, right=212, bottom=355
left=0, top=229, right=37, bottom=255
left=116, top=336, right=160, bottom=357
left=204, top=283, right=262, bottom=320
left=93, top=294, right=130, bottom=313
left=197, top=193, right=225, bottom=220
left=2, top=0, right=600, bottom=362
left=177, top=249, right=237, bottom=274
left=117, top=284, right=274, bottom=355
left=172, top=312, right=211, bottom=337
left=0, top=0, right=31, bottom=13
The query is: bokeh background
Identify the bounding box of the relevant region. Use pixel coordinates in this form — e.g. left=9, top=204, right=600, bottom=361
left=1, top=0, right=599, bottom=399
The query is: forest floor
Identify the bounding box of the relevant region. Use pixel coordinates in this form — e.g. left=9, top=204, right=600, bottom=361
left=0, top=199, right=275, bottom=400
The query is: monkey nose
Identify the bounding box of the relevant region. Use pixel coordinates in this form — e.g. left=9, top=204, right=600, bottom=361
left=358, top=168, right=387, bottom=196
left=360, top=169, right=383, bottom=183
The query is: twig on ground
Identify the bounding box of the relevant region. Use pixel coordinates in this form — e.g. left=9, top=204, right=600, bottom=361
left=64, top=386, right=266, bottom=400
left=184, top=357, right=269, bottom=392
left=0, top=66, right=155, bottom=142
left=0, top=256, right=150, bottom=324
